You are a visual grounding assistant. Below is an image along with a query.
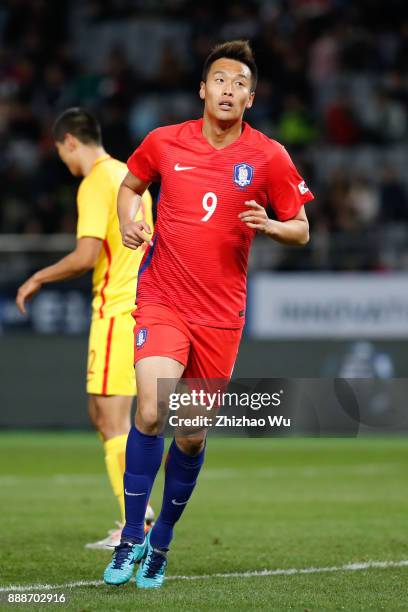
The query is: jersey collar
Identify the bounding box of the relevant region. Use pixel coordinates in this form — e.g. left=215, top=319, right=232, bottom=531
left=195, top=117, right=250, bottom=151
left=92, top=154, right=111, bottom=168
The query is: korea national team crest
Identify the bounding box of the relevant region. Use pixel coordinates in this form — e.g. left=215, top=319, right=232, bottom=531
left=136, top=327, right=148, bottom=349
left=233, top=163, right=254, bottom=189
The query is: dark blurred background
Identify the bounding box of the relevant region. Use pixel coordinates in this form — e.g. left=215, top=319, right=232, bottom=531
left=2, top=0, right=408, bottom=268
left=1, top=0, right=408, bottom=429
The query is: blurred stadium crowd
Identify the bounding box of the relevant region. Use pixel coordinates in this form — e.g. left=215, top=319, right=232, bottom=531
left=1, top=0, right=408, bottom=270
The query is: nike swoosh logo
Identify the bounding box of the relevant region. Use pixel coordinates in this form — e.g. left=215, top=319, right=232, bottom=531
left=125, top=489, right=146, bottom=496
left=174, top=163, right=196, bottom=171
left=172, top=498, right=188, bottom=505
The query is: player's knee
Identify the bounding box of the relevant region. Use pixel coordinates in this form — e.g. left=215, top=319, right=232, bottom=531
left=135, top=400, right=166, bottom=435
left=136, top=393, right=169, bottom=435
left=136, top=410, right=160, bottom=435
left=93, top=414, right=109, bottom=438
left=176, top=436, right=205, bottom=456
left=89, top=408, right=112, bottom=439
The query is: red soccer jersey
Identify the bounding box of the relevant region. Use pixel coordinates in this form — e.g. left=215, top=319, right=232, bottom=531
left=128, top=118, right=314, bottom=328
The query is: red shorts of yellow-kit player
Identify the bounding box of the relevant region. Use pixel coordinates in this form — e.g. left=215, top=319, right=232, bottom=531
left=133, top=303, right=242, bottom=380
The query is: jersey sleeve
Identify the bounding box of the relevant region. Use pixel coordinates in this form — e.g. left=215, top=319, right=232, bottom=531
left=76, top=175, right=110, bottom=240
left=127, top=129, right=160, bottom=183
left=266, top=145, right=314, bottom=221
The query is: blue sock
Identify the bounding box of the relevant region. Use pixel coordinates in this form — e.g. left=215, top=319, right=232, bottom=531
left=150, top=439, right=205, bottom=550
left=121, top=426, right=164, bottom=543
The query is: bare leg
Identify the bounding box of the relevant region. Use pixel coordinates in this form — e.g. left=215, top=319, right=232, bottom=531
left=135, top=356, right=185, bottom=434
left=88, top=394, right=132, bottom=441
left=88, top=394, right=133, bottom=525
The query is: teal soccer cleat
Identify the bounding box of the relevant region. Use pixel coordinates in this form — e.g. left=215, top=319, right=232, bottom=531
left=103, top=539, right=146, bottom=586
left=136, top=531, right=168, bottom=589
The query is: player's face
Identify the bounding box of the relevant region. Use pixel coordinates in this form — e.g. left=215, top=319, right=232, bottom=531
left=55, top=137, right=82, bottom=176
left=200, top=58, right=255, bottom=123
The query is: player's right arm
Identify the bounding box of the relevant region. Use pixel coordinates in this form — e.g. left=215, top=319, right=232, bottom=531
left=118, top=172, right=153, bottom=249
left=120, top=129, right=161, bottom=250
left=16, top=237, right=102, bottom=315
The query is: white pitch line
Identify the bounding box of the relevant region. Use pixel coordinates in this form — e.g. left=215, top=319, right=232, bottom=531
left=1, top=560, right=407, bottom=592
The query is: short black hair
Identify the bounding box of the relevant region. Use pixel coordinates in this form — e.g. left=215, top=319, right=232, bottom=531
left=202, top=40, right=257, bottom=92
left=53, top=107, right=102, bottom=145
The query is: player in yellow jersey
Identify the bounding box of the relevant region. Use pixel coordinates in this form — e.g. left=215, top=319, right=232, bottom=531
left=16, top=108, right=154, bottom=549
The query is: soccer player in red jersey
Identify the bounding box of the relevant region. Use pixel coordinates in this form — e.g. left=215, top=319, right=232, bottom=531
left=103, top=40, right=314, bottom=588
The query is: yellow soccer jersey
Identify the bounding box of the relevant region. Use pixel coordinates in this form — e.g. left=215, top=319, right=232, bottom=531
left=77, top=154, right=153, bottom=319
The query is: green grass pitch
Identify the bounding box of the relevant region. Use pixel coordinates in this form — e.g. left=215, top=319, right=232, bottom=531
left=0, top=433, right=407, bottom=611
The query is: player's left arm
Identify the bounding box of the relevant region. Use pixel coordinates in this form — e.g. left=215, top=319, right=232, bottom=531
left=239, top=201, right=309, bottom=245
left=16, top=237, right=102, bottom=315
left=240, top=143, right=314, bottom=245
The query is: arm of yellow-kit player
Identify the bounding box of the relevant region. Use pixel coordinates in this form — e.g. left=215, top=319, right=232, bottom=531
left=16, top=237, right=102, bottom=315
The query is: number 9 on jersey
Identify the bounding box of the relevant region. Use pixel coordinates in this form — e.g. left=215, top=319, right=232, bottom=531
left=202, top=192, right=217, bottom=222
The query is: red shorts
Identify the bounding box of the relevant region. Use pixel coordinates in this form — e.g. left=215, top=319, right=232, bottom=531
left=133, top=303, right=242, bottom=380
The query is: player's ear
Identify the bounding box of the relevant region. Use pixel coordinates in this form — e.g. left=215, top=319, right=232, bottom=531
left=246, top=91, right=255, bottom=109
left=199, top=81, right=206, bottom=100
left=65, top=132, right=78, bottom=152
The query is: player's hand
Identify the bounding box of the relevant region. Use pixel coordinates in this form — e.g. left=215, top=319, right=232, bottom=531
left=120, top=220, right=153, bottom=249
left=238, top=200, right=272, bottom=234
left=16, top=276, right=42, bottom=315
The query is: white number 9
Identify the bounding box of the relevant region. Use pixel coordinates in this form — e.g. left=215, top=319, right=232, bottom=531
left=201, top=192, right=217, bottom=222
